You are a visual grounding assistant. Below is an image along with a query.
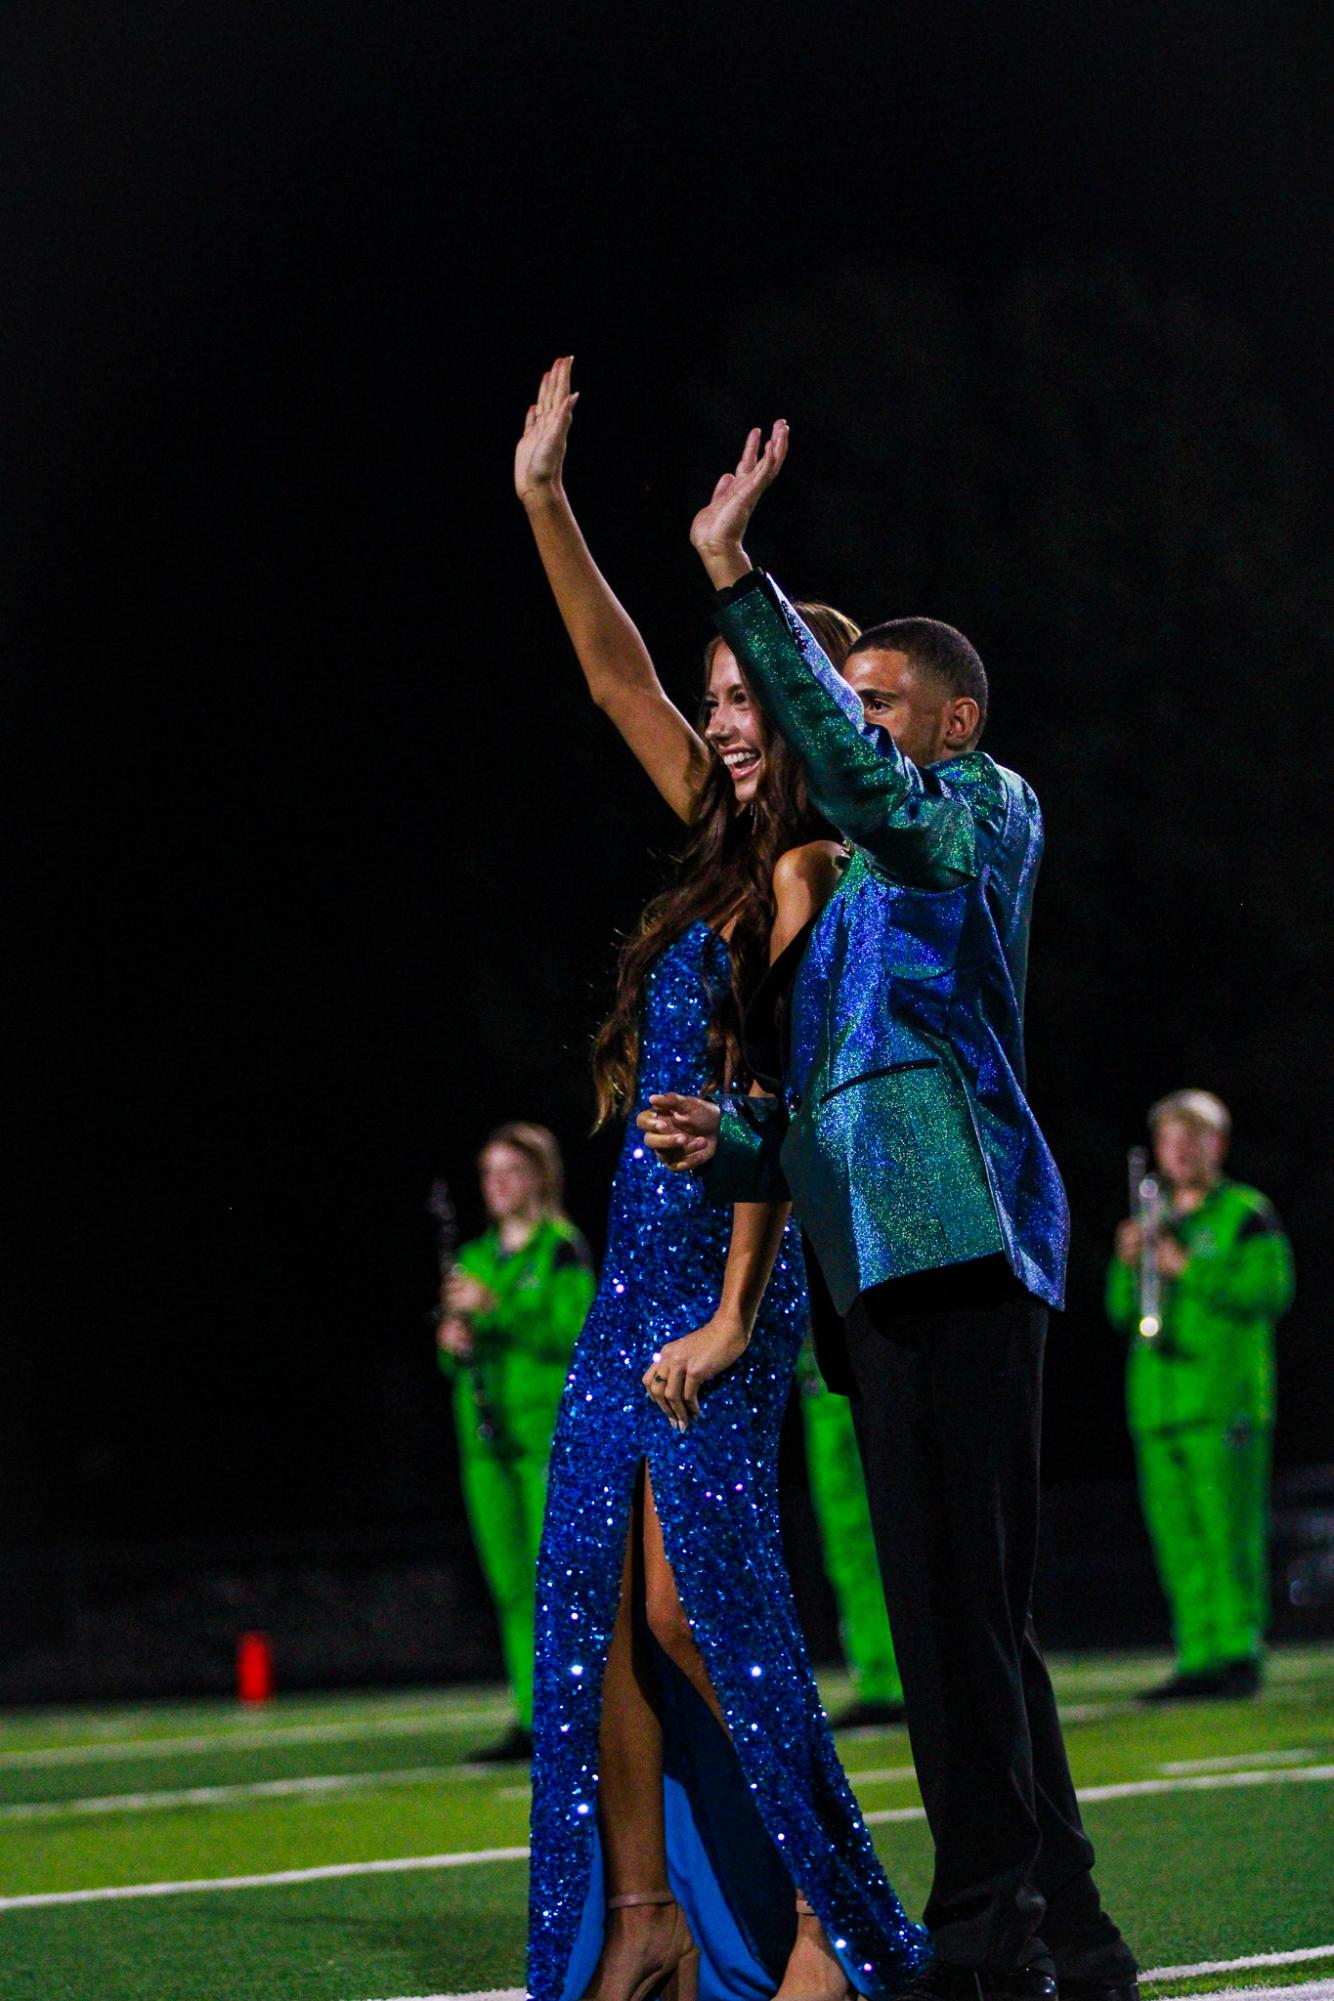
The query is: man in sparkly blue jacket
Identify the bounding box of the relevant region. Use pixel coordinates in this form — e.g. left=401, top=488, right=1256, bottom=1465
left=640, top=426, right=1137, bottom=2001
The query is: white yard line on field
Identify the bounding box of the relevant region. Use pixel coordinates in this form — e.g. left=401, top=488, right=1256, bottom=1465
left=362, top=1954, right=1334, bottom=2001
left=0, top=1711, right=504, bottom=1769
left=5, top=1763, right=1334, bottom=1913
left=1158, top=1749, right=1317, bottom=1774
left=366, top=1978, right=1334, bottom=2001
left=1161, top=1984, right=1334, bottom=2001
left=860, top=1757, right=1334, bottom=1826
left=368, top=1991, right=527, bottom=2001
left=0, top=1846, right=531, bottom=1911
left=0, top=1760, right=931, bottom=1821
left=369, top=1991, right=527, bottom=2001
left=1146, top=1948, right=1334, bottom=1981
left=1056, top=1703, right=1136, bottom=1722
left=1069, top=1763, right=1334, bottom=1804
left=0, top=1765, right=492, bottom=1820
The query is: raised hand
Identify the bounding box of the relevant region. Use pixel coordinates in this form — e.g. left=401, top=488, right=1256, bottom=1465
left=689, top=420, right=789, bottom=587
left=515, top=355, right=580, bottom=507
left=635, top=1092, right=722, bottom=1171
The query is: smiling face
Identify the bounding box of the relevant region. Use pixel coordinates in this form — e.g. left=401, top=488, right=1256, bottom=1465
left=478, top=1142, right=545, bottom=1225
left=842, top=647, right=973, bottom=767
left=702, top=642, right=767, bottom=804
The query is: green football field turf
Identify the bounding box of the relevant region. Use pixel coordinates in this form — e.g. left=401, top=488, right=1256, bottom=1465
left=0, top=1646, right=1331, bottom=2001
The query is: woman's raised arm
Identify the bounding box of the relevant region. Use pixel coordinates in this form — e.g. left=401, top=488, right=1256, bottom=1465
left=515, top=357, right=710, bottom=823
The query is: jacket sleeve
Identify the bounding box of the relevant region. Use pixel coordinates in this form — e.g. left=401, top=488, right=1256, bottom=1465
left=1105, top=1253, right=1138, bottom=1334
left=714, top=571, right=979, bottom=888
left=1188, top=1210, right=1294, bottom=1322
left=701, top=1092, right=791, bottom=1205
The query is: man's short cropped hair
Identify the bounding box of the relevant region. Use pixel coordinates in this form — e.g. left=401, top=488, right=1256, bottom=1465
left=848, top=617, right=989, bottom=746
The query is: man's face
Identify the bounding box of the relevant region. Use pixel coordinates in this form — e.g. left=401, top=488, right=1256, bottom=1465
left=842, top=647, right=964, bottom=767
left=1153, top=1116, right=1227, bottom=1190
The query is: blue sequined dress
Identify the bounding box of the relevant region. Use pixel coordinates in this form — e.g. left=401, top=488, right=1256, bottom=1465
left=527, top=923, right=925, bottom=2001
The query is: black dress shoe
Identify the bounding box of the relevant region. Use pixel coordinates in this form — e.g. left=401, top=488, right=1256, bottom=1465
left=832, top=1697, right=908, bottom=1729
left=469, top=1722, right=534, bottom=1763
left=897, top=1963, right=1057, bottom=2001
left=1059, top=1980, right=1140, bottom=2001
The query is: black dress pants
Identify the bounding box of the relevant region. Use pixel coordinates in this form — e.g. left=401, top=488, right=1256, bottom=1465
left=842, top=1258, right=1135, bottom=1981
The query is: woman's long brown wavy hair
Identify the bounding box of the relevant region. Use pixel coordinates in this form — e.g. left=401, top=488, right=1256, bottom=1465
left=591, top=603, right=859, bottom=1126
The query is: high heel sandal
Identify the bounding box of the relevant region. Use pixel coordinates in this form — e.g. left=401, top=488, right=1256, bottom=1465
left=770, top=1894, right=854, bottom=2001
left=582, top=1889, right=700, bottom=2001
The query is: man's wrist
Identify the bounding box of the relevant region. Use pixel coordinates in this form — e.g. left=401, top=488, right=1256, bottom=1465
left=695, top=541, right=752, bottom=590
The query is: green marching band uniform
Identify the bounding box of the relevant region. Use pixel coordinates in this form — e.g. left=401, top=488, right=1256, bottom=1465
left=797, top=1343, right=903, bottom=1708
left=440, top=1218, right=595, bottom=1730
left=1105, top=1183, right=1294, bottom=1680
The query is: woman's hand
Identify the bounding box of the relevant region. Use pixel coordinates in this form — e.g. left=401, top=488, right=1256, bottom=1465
left=515, top=355, right=579, bottom=507
left=636, top=1092, right=721, bottom=1171
left=436, top=1315, right=475, bottom=1359
left=689, top=420, right=790, bottom=588
left=643, top=1314, right=750, bottom=1429
left=445, top=1268, right=497, bottom=1317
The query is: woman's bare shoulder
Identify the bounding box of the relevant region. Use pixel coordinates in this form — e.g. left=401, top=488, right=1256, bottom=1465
left=771, top=839, right=845, bottom=898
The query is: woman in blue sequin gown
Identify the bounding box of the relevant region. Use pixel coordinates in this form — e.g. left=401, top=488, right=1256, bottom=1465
left=516, top=361, right=924, bottom=2001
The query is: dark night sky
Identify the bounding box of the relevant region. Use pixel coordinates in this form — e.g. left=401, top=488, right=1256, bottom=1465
left=3, top=2, right=1330, bottom=1555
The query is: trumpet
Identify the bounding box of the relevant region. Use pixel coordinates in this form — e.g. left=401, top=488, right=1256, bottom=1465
left=1127, top=1146, right=1164, bottom=1340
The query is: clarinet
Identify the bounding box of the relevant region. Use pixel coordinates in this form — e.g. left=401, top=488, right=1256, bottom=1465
left=1127, top=1146, right=1164, bottom=1341
left=427, top=1178, right=498, bottom=1441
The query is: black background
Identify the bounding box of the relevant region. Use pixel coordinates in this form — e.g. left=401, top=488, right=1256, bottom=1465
left=4, top=1, right=1330, bottom=1559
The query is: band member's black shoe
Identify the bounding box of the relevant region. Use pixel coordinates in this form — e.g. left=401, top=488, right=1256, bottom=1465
left=896, top=1963, right=1057, bottom=2001
left=1138, top=1659, right=1260, bottom=1703
left=470, top=1723, right=534, bottom=1763
left=831, top=1698, right=907, bottom=1729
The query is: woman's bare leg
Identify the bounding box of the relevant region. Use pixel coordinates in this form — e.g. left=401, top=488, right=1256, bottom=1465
left=641, top=1467, right=726, bottom=1726
left=586, top=1468, right=688, bottom=2000
left=642, top=1470, right=848, bottom=2000
left=598, top=1472, right=668, bottom=1896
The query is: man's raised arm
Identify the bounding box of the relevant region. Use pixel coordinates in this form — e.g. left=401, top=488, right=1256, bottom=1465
left=690, top=423, right=977, bottom=888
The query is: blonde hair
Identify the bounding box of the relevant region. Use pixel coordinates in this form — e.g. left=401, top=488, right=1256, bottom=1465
left=480, top=1122, right=568, bottom=1219
left=1148, top=1089, right=1231, bottom=1139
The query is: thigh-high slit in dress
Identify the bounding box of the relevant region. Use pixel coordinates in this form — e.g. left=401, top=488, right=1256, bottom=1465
left=527, top=922, right=925, bottom=2001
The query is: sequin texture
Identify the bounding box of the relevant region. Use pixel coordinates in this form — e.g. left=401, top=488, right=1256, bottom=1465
left=527, top=922, right=925, bottom=2000
left=711, top=572, right=1070, bottom=1315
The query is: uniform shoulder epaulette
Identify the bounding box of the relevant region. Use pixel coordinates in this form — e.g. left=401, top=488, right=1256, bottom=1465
left=553, top=1227, right=593, bottom=1271
left=1235, top=1189, right=1281, bottom=1241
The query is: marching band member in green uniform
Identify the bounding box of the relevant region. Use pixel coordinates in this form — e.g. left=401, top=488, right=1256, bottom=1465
left=1106, top=1090, right=1294, bottom=1700
left=438, top=1122, right=595, bottom=1760
left=797, top=1341, right=904, bottom=1725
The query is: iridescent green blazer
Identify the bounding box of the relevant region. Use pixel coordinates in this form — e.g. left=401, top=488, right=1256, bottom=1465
left=707, top=570, right=1069, bottom=1317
